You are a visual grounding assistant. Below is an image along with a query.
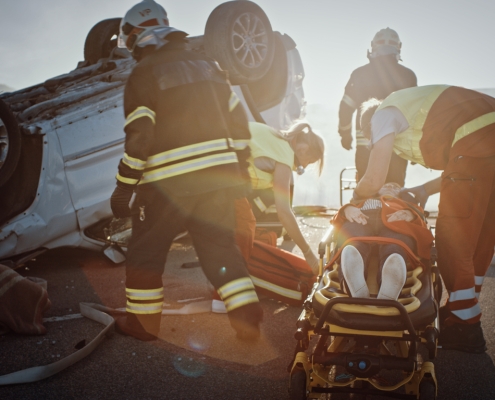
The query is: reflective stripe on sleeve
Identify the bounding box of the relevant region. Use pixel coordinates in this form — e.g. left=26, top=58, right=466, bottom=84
left=146, top=139, right=230, bottom=167
left=218, top=277, right=255, bottom=299
left=126, top=287, right=164, bottom=300
left=139, top=152, right=238, bottom=184
left=229, top=92, right=240, bottom=112
left=342, top=94, right=357, bottom=110
left=250, top=276, right=301, bottom=300
left=339, top=122, right=352, bottom=131
left=125, top=106, right=156, bottom=127
left=449, top=287, right=476, bottom=302
left=452, top=111, right=495, bottom=147
left=116, top=173, right=139, bottom=185
left=229, top=138, right=250, bottom=150
left=126, top=301, right=163, bottom=315
left=451, top=303, right=482, bottom=321
left=224, top=289, right=259, bottom=312
left=122, top=153, right=147, bottom=171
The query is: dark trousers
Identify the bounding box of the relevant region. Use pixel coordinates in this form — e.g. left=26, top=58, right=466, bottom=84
left=126, top=185, right=250, bottom=291
left=337, top=209, right=416, bottom=285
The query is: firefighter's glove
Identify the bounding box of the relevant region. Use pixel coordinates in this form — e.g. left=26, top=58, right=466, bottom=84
left=303, top=247, right=319, bottom=276
left=340, top=132, right=353, bottom=150
left=400, top=185, right=428, bottom=209
left=111, top=185, right=134, bottom=218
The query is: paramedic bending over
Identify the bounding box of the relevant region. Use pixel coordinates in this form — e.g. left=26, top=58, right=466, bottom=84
left=245, top=121, right=325, bottom=274
left=353, top=86, right=495, bottom=354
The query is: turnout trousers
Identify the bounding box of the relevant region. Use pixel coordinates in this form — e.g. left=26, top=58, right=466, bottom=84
left=436, top=155, right=495, bottom=324
left=125, top=186, right=258, bottom=336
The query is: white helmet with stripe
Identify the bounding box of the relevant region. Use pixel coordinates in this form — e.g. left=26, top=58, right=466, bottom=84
left=369, top=28, right=402, bottom=60
left=118, top=0, right=171, bottom=53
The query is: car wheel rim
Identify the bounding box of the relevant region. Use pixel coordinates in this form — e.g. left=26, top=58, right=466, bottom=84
left=0, top=121, right=8, bottom=170
left=231, top=12, right=269, bottom=69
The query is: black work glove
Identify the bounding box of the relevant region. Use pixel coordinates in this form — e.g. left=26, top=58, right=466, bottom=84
left=400, top=185, right=428, bottom=209
left=340, top=132, right=353, bottom=150
left=110, top=185, right=134, bottom=218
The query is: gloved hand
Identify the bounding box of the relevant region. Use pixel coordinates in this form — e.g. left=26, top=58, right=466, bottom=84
left=110, top=185, right=134, bottom=218
left=303, top=247, right=320, bottom=276
left=400, top=185, right=428, bottom=209
left=340, top=132, right=353, bottom=150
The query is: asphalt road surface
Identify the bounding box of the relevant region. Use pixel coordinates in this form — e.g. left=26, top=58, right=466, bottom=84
left=1, top=216, right=494, bottom=399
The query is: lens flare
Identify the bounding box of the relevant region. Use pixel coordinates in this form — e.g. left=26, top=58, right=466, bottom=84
left=172, top=356, right=206, bottom=378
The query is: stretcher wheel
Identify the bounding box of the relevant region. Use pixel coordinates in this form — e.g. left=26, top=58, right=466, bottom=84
left=289, top=369, right=307, bottom=400
left=419, top=379, right=437, bottom=400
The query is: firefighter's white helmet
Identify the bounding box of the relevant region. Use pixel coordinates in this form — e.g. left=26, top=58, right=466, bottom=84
left=369, top=28, right=402, bottom=59
left=118, top=0, right=170, bottom=53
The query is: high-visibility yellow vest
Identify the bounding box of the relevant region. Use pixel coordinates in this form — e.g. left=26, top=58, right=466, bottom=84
left=377, top=85, right=449, bottom=167
left=247, top=122, right=294, bottom=190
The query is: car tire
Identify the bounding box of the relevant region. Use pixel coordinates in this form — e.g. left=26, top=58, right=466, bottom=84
left=204, top=1, right=275, bottom=84
left=0, top=99, right=21, bottom=187
left=84, top=18, right=122, bottom=65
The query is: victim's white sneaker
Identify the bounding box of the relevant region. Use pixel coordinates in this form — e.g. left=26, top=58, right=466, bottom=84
left=341, top=245, right=370, bottom=298
left=377, top=253, right=407, bottom=301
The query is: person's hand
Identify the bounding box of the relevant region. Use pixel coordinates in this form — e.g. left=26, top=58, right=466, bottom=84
left=400, top=185, right=428, bottom=208
left=302, top=247, right=319, bottom=275
left=340, top=132, right=353, bottom=150
left=387, top=209, right=414, bottom=222
left=110, top=185, right=134, bottom=218
left=343, top=206, right=369, bottom=225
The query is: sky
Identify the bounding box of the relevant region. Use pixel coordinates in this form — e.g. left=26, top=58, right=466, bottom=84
left=1, top=0, right=495, bottom=208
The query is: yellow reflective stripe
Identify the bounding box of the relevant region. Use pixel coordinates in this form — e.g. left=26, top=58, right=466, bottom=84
left=139, top=152, right=238, bottom=184
left=339, top=122, right=352, bottom=131
left=231, top=139, right=250, bottom=150
left=125, top=106, right=156, bottom=127
left=147, top=139, right=229, bottom=167
left=126, top=287, right=164, bottom=300
left=116, top=173, right=139, bottom=185
left=250, top=275, right=301, bottom=300
left=224, top=290, right=259, bottom=312
left=123, top=153, right=146, bottom=170
left=342, top=94, right=357, bottom=110
left=229, top=92, right=240, bottom=112
left=126, top=301, right=163, bottom=315
left=452, top=111, right=495, bottom=147
left=218, top=277, right=255, bottom=299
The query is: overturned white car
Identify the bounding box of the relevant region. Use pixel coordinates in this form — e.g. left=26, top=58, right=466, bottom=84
left=0, top=1, right=305, bottom=266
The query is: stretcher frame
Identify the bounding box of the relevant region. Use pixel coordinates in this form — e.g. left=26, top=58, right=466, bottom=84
left=288, top=225, right=442, bottom=400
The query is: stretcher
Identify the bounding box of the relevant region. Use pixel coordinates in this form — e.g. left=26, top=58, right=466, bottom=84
left=288, top=223, right=442, bottom=400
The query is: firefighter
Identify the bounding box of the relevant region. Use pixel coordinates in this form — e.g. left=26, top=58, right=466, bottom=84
left=110, top=0, right=262, bottom=341
left=338, top=28, right=417, bottom=185
left=354, top=85, right=495, bottom=353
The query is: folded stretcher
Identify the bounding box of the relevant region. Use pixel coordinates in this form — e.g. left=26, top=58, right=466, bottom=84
left=288, top=224, right=442, bottom=400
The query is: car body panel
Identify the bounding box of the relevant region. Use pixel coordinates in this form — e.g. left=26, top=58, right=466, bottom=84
left=0, top=27, right=306, bottom=264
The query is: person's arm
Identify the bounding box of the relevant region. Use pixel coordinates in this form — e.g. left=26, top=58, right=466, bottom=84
left=352, top=133, right=395, bottom=202
left=338, top=74, right=357, bottom=150
left=401, top=177, right=441, bottom=208
left=272, top=162, right=318, bottom=273
left=111, top=68, right=156, bottom=218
